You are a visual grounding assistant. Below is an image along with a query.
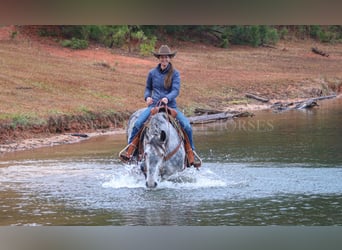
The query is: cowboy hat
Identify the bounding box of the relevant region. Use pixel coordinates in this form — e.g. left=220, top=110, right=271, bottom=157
left=152, top=45, right=177, bottom=58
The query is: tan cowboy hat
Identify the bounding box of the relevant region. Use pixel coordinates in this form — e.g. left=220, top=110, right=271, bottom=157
left=152, top=45, right=177, bottom=58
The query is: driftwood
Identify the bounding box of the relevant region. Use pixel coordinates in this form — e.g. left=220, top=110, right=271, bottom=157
left=311, top=47, right=329, bottom=57
left=311, top=94, right=337, bottom=101
left=261, top=44, right=277, bottom=49
left=271, top=94, right=337, bottom=111
left=71, top=133, right=89, bottom=138
left=189, top=111, right=253, bottom=124
left=245, top=93, right=270, bottom=103
left=294, top=99, right=318, bottom=109
left=194, top=108, right=225, bottom=115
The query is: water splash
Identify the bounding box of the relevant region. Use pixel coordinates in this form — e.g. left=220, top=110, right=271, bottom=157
left=102, top=165, right=145, bottom=188
left=102, top=165, right=227, bottom=190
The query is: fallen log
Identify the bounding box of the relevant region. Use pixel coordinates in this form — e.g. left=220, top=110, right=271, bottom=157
left=261, top=44, right=277, bottom=49
left=271, top=94, right=337, bottom=111
left=245, top=93, right=270, bottom=103
left=189, top=111, right=253, bottom=124
left=189, top=112, right=234, bottom=124
left=311, top=47, right=329, bottom=57
left=71, top=133, right=89, bottom=138
left=311, top=94, right=336, bottom=101
left=194, top=108, right=224, bottom=115
left=295, top=99, right=318, bottom=109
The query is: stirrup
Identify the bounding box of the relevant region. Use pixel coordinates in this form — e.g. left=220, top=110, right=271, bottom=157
left=193, top=151, right=202, bottom=168
left=119, top=144, right=131, bottom=162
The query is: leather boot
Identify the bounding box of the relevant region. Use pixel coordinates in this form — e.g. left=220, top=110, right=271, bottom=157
left=181, top=128, right=201, bottom=168
left=193, top=151, right=202, bottom=168
left=119, top=134, right=140, bottom=162
left=184, top=142, right=194, bottom=167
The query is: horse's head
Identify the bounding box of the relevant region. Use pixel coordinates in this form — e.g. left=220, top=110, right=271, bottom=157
left=143, top=112, right=169, bottom=188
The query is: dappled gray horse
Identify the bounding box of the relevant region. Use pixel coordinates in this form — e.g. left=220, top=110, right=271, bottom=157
left=127, top=108, right=185, bottom=188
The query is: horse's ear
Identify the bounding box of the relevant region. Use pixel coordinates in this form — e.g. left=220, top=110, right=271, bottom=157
left=160, top=130, right=166, bottom=142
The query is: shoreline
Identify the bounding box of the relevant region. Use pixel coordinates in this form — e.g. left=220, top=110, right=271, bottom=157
left=0, top=129, right=126, bottom=154
left=1, top=95, right=340, bottom=155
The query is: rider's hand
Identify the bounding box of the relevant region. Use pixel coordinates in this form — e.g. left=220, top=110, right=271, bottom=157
left=161, top=97, right=168, bottom=104
left=146, top=97, right=153, bottom=106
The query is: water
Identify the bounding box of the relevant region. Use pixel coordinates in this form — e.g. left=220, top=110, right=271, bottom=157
left=0, top=98, right=341, bottom=225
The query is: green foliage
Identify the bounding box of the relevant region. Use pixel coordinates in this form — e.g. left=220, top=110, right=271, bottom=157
left=279, top=27, right=289, bottom=39
left=38, top=28, right=58, bottom=37
left=60, top=25, right=90, bottom=40
left=308, top=25, right=342, bottom=43
left=220, top=38, right=229, bottom=48
left=139, top=36, right=157, bottom=56
left=11, top=114, right=30, bottom=128
left=112, top=25, right=130, bottom=47
left=249, top=26, right=261, bottom=47
left=224, top=26, right=278, bottom=47
left=297, top=25, right=309, bottom=39
left=87, top=25, right=106, bottom=42
left=10, top=30, right=18, bottom=39
left=260, top=26, right=279, bottom=45
left=318, top=30, right=334, bottom=43
left=37, top=25, right=342, bottom=51
left=309, top=25, right=322, bottom=39
left=277, top=25, right=342, bottom=43
left=10, top=113, right=46, bottom=129
left=61, top=37, right=89, bottom=49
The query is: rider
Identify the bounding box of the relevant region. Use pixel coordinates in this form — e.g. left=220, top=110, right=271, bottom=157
left=119, top=44, right=201, bottom=168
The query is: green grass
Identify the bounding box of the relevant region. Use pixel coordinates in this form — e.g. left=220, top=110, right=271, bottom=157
left=6, top=113, right=47, bottom=129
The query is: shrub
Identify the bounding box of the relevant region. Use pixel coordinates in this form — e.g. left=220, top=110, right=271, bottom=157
left=10, top=114, right=46, bottom=129
left=61, top=37, right=89, bottom=49
left=38, top=27, right=58, bottom=37
left=139, top=36, right=156, bottom=56
left=60, top=25, right=90, bottom=40
left=112, top=26, right=129, bottom=48
left=220, top=38, right=229, bottom=48
left=279, top=27, right=289, bottom=39
left=309, top=25, right=322, bottom=39
left=318, top=31, right=335, bottom=43
left=10, top=30, right=18, bottom=39
left=262, top=26, right=279, bottom=45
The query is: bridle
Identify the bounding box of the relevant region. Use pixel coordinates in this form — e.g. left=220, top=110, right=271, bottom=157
left=143, top=114, right=183, bottom=163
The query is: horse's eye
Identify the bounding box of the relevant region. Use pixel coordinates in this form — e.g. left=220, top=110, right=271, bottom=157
left=160, top=130, right=166, bottom=142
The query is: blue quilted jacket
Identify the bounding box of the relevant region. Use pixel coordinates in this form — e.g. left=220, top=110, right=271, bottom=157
left=144, top=63, right=180, bottom=109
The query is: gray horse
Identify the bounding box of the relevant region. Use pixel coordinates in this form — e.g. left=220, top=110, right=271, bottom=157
left=126, top=108, right=186, bottom=188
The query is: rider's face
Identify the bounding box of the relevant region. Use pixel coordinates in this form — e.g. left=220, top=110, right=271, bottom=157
left=159, top=55, right=170, bottom=69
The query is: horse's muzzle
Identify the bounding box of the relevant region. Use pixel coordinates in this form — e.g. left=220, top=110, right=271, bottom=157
left=146, top=181, right=158, bottom=188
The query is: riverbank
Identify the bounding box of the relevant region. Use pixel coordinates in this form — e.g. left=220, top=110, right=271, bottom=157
left=0, top=129, right=126, bottom=154
left=1, top=94, right=341, bottom=154
left=1, top=25, right=342, bottom=154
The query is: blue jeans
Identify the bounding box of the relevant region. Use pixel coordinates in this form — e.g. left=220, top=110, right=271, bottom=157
left=128, top=107, right=195, bottom=150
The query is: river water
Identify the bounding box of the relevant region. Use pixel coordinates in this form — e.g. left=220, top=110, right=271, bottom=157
left=0, top=98, right=341, bottom=226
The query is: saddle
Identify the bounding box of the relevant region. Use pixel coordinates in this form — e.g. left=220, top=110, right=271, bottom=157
left=119, top=105, right=201, bottom=168
left=150, top=105, right=178, bottom=118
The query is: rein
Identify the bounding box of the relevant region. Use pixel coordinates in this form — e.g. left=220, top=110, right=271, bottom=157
left=163, top=130, right=183, bottom=161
